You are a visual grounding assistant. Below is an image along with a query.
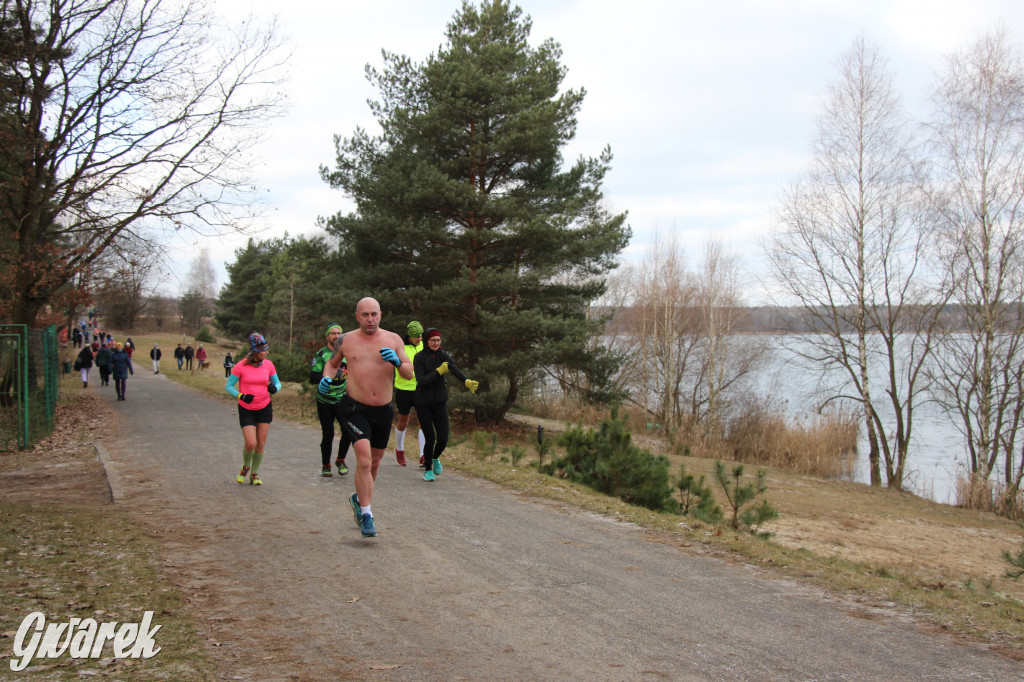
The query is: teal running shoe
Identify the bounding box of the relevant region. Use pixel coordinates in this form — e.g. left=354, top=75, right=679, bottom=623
left=432, top=459, right=442, bottom=476
left=423, top=470, right=436, bottom=482
left=359, top=513, right=377, bottom=537
left=349, top=492, right=361, bottom=527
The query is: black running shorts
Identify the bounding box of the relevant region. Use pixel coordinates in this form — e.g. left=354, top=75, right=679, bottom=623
left=238, top=402, right=273, bottom=427
left=394, top=388, right=416, bottom=415
left=338, top=396, right=394, bottom=450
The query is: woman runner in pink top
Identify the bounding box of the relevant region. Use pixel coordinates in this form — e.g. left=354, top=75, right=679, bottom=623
left=225, top=333, right=282, bottom=486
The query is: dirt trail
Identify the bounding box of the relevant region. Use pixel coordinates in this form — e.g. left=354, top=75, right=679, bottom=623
left=62, top=374, right=1024, bottom=679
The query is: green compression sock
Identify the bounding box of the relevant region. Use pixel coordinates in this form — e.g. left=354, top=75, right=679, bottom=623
left=250, top=450, right=264, bottom=475
left=242, top=448, right=254, bottom=469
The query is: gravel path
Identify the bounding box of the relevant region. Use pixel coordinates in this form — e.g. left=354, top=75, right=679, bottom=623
left=96, top=369, right=1024, bottom=681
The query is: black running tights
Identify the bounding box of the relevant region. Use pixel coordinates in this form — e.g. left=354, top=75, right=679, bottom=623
left=316, top=400, right=351, bottom=467
left=414, top=401, right=450, bottom=469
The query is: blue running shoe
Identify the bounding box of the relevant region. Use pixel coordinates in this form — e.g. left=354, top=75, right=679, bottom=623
left=359, top=513, right=377, bottom=537
left=423, top=470, right=436, bottom=482
left=349, top=492, right=361, bottom=527
left=432, top=459, right=442, bottom=476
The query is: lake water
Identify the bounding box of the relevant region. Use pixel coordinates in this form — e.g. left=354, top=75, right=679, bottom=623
left=760, top=336, right=976, bottom=504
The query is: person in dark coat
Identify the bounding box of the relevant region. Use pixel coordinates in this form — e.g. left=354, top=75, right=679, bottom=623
left=149, top=344, right=162, bottom=374
left=412, top=328, right=479, bottom=482
left=75, top=345, right=94, bottom=388
left=94, top=343, right=112, bottom=386
left=109, top=342, right=134, bottom=401
left=184, top=343, right=195, bottom=370
left=174, top=343, right=185, bottom=370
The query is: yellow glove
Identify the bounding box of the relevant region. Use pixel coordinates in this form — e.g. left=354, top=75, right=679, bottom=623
left=465, top=379, right=479, bottom=393
left=436, top=361, right=449, bottom=375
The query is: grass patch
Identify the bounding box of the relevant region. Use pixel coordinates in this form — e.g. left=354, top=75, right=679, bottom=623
left=0, top=502, right=214, bottom=680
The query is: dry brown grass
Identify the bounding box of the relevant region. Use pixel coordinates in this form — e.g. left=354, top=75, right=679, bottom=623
left=522, top=394, right=858, bottom=480
left=954, top=470, right=1024, bottom=520
left=517, top=395, right=614, bottom=425
left=724, top=400, right=858, bottom=479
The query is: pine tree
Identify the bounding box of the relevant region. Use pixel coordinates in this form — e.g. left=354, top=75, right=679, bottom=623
left=216, top=236, right=349, bottom=343
left=216, top=239, right=280, bottom=338
left=321, top=1, right=630, bottom=422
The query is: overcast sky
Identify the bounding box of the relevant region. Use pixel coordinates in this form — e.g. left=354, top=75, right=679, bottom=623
left=166, top=0, right=1024, bottom=301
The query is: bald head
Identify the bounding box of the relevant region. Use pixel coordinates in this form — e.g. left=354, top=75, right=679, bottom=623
left=355, top=297, right=382, bottom=334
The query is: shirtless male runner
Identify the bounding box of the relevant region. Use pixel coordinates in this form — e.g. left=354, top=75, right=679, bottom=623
left=320, top=297, right=413, bottom=537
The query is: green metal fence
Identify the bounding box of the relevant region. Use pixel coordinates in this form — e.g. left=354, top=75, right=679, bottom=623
left=0, top=324, right=59, bottom=450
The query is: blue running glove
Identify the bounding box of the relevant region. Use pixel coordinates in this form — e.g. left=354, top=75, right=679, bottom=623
left=318, top=376, right=332, bottom=394
left=380, top=347, right=401, bottom=368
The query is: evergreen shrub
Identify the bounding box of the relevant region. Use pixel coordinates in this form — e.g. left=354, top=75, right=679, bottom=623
left=550, top=412, right=677, bottom=512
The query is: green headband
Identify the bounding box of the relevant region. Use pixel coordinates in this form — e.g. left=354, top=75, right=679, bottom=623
left=407, top=321, right=423, bottom=337
left=324, top=322, right=343, bottom=337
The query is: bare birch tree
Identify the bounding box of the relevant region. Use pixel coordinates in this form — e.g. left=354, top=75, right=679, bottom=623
left=182, top=246, right=216, bottom=333
left=767, top=36, right=939, bottom=490
left=926, top=27, right=1024, bottom=505
left=185, top=247, right=218, bottom=302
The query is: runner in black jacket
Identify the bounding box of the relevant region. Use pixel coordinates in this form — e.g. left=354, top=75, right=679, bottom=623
left=413, top=328, right=478, bottom=482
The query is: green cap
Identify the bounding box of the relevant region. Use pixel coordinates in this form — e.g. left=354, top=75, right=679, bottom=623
left=324, top=322, right=343, bottom=337
left=407, top=321, right=423, bottom=337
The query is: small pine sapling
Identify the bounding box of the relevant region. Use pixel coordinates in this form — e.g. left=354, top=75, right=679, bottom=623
left=740, top=499, right=779, bottom=536
left=1003, top=542, right=1024, bottom=579
left=509, top=445, right=526, bottom=467
left=472, top=431, right=499, bottom=461
left=676, top=465, right=722, bottom=523
left=714, top=460, right=778, bottom=532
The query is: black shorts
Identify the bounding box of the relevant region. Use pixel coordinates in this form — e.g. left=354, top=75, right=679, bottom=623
left=394, top=388, right=416, bottom=415
left=338, top=396, right=393, bottom=449
left=238, top=402, right=273, bottom=427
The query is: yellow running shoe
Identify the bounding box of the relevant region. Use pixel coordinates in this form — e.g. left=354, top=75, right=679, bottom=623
left=249, top=473, right=262, bottom=486
left=236, top=465, right=250, bottom=484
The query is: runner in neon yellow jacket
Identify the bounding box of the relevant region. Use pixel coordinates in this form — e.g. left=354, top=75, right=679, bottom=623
left=392, top=321, right=424, bottom=466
